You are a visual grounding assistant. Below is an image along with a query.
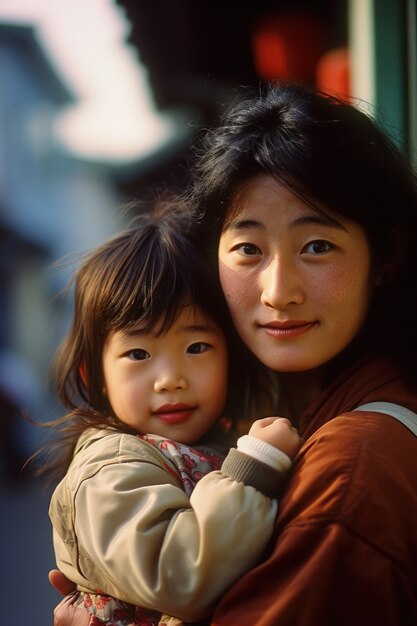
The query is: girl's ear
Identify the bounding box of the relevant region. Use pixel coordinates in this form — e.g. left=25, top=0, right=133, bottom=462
left=374, top=227, right=405, bottom=287
left=79, top=361, right=88, bottom=387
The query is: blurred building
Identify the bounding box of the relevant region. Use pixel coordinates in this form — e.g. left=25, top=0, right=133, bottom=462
left=114, top=0, right=416, bottom=199
left=0, top=23, right=125, bottom=467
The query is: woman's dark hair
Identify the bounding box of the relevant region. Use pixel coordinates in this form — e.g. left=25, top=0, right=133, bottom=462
left=41, top=204, right=258, bottom=480
left=191, top=81, right=417, bottom=385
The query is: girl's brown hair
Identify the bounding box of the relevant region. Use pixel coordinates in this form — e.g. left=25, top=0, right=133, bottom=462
left=40, top=206, right=258, bottom=481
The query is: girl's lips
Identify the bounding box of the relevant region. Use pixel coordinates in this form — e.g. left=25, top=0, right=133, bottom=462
left=260, top=321, right=318, bottom=339
left=152, top=403, right=195, bottom=424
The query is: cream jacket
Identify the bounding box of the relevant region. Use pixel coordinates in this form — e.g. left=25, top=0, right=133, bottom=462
left=49, top=428, right=282, bottom=622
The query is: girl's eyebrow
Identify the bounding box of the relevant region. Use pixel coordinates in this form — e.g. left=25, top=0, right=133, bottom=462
left=123, top=323, right=218, bottom=338
left=123, top=328, right=148, bottom=337
left=182, top=324, right=218, bottom=334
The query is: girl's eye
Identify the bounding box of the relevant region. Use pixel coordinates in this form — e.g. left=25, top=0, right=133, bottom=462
left=187, top=342, right=210, bottom=354
left=127, top=349, right=150, bottom=361
left=234, top=243, right=261, bottom=256
left=303, top=240, right=333, bottom=255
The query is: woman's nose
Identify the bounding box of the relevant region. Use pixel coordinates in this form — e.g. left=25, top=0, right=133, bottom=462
left=260, top=257, right=304, bottom=309
left=154, top=370, right=188, bottom=393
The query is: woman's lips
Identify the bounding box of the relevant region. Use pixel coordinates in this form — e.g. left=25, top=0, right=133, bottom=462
left=152, top=403, right=195, bottom=424
left=260, top=320, right=318, bottom=339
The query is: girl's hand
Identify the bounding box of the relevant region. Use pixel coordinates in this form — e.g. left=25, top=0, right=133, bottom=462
left=249, top=417, right=303, bottom=459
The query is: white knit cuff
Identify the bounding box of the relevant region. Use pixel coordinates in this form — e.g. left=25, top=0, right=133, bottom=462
left=237, top=434, right=292, bottom=473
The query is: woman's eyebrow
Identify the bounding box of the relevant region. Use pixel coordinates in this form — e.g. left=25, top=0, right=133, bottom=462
left=226, top=219, right=264, bottom=232
left=225, top=213, right=346, bottom=233
left=289, top=214, right=346, bottom=231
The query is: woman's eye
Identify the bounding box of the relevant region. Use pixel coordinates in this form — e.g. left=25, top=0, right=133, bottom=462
left=187, top=342, right=210, bottom=354
left=127, top=349, right=150, bottom=361
left=234, top=243, right=261, bottom=256
left=303, top=240, right=333, bottom=255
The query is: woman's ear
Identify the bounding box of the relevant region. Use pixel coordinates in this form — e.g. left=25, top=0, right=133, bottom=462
left=374, top=227, right=405, bottom=287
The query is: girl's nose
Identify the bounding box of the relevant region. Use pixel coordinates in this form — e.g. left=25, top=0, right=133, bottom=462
left=260, top=257, right=304, bottom=309
left=154, top=372, right=188, bottom=393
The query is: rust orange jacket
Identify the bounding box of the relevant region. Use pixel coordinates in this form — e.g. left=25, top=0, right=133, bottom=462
left=211, top=356, right=417, bottom=626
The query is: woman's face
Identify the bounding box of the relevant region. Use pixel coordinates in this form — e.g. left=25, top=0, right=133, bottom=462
left=218, top=175, right=374, bottom=373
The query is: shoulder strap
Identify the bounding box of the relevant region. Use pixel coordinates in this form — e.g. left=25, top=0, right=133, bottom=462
left=355, top=402, right=417, bottom=436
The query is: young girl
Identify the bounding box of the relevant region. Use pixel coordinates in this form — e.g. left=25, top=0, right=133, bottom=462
left=48, top=209, right=301, bottom=626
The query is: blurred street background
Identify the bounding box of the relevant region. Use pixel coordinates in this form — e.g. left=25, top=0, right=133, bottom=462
left=0, top=477, right=58, bottom=624
left=0, top=0, right=415, bottom=623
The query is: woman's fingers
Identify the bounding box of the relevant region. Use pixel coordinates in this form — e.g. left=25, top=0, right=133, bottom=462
left=53, top=593, right=90, bottom=626
left=49, top=569, right=77, bottom=596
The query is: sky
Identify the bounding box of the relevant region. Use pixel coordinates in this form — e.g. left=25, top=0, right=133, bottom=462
left=0, top=0, right=178, bottom=162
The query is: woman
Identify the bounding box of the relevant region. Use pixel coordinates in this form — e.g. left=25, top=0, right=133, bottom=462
left=52, top=82, right=417, bottom=625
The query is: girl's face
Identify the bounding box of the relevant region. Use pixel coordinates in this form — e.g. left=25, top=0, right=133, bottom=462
left=102, top=306, right=228, bottom=444
left=218, top=175, right=374, bottom=373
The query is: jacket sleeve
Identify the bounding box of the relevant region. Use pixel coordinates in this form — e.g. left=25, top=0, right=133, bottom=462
left=65, top=437, right=281, bottom=621
left=210, top=414, right=417, bottom=626
left=210, top=521, right=412, bottom=626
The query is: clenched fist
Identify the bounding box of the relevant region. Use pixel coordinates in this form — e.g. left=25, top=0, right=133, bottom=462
left=249, top=417, right=302, bottom=459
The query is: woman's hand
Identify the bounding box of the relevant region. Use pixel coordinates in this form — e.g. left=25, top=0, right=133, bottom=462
left=249, top=417, right=302, bottom=459
left=49, top=570, right=90, bottom=626
left=52, top=593, right=90, bottom=626
left=49, top=569, right=77, bottom=596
